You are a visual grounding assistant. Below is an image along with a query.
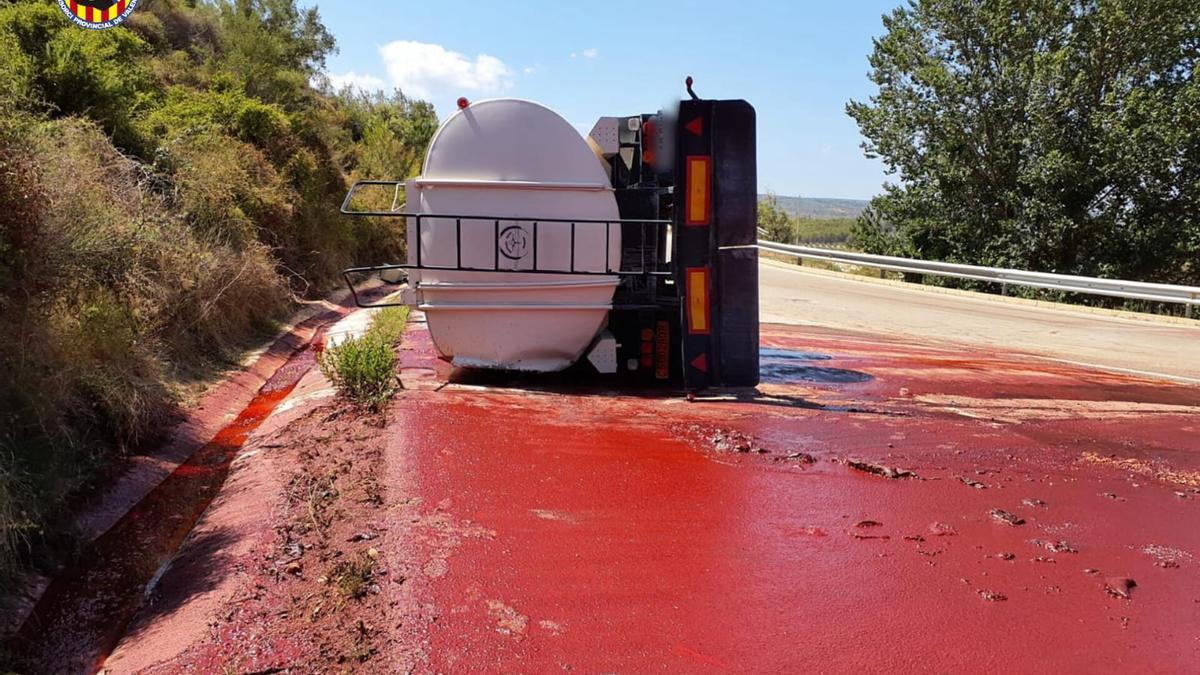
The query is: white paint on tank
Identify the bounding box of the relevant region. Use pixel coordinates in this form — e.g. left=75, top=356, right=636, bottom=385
left=404, top=98, right=622, bottom=371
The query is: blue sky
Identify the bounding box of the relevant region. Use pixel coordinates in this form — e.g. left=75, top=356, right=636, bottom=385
left=312, top=1, right=901, bottom=200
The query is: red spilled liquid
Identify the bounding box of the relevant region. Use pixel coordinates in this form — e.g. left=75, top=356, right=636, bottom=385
left=8, top=340, right=322, bottom=674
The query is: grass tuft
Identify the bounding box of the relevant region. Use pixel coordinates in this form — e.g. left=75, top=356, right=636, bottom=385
left=318, top=307, right=408, bottom=411
left=0, top=453, right=37, bottom=579
left=329, top=553, right=376, bottom=601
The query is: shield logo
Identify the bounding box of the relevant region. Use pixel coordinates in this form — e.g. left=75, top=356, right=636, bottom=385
left=57, top=0, right=140, bottom=30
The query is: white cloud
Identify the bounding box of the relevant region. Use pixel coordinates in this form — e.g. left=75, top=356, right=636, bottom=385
left=523, top=66, right=537, bottom=75
left=379, top=40, right=514, bottom=102
left=581, top=48, right=598, bottom=59
left=326, top=71, right=387, bottom=93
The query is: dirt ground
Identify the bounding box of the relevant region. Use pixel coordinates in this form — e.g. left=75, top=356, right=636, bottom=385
left=129, top=404, right=401, bottom=674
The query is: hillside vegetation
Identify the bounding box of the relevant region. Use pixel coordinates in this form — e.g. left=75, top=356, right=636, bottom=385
left=758, top=195, right=856, bottom=246
left=757, top=194, right=867, bottom=220
left=0, top=0, right=435, bottom=587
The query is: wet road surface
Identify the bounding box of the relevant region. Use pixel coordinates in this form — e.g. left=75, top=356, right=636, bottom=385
left=759, top=259, right=1200, bottom=383
left=386, top=319, right=1200, bottom=672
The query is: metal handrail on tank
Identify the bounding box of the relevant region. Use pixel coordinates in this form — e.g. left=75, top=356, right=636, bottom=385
left=340, top=180, right=673, bottom=308
left=340, top=180, right=409, bottom=217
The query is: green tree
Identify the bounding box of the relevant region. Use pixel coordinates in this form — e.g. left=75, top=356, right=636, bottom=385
left=335, top=88, right=439, bottom=180
left=848, top=0, right=1200, bottom=287
left=0, top=3, right=156, bottom=151
left=216, top=0, right=335, bottom=107
left=758, top=193, right=795, bottom=243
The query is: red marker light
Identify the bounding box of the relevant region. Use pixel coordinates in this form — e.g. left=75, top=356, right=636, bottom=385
left=642, top=119, right=656, bottom=165
left=457, top=97, right=470, bottom=109
left=685, top=76, right=693, bottom=87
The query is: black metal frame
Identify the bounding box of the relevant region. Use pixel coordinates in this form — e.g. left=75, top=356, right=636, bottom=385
left=341, top=265, right=409, bottom=308
left=340, top=180, right=673, bottom=308
left=341, top=180, right=410, bottom=217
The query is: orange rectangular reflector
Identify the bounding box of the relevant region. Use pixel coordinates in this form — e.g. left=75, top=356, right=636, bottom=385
left=685, top=156, right=712, bottom=226
left=686, top=267, right=711, bottom=334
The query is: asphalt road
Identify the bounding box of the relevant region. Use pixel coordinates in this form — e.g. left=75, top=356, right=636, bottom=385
left=759, top=260, right=1200, bottom=384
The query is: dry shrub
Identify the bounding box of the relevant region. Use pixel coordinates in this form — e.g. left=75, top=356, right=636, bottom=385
left=33, top=118, right=291, bottom=361
left=0, top=116, right=291, bottom=585
left=164, top=132, right=295, bottom=251
left=140, top=0, right=221, bottom=56
left=0, top=108, right=43, bottom=292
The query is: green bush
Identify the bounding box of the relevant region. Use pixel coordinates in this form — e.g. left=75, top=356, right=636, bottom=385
left=0, top=27, right=35, bottom=105
left=336, top=89, right=438, bottom=181
left=318, top=307, right=408, bottom=410
left=0, top=3, right=64, bottom=59
left=142, top=85, right=290, bottom=150
left=365, top=305, right=409, bottom=345
left=215, top=0, right=335, bottom=107
left=0, top=3, right=158, bottom=153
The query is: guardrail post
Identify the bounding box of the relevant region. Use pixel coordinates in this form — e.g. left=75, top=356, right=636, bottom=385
left=1188, top=294, right=1195, bottom=319
left=1001, top=282, right=1008, bottom=296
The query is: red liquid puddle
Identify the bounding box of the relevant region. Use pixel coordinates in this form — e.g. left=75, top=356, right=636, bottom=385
left=8, top=330, right=328, bottom=674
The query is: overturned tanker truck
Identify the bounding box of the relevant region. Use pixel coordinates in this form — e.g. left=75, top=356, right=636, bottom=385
left=340, top=79, right=758, bottom=392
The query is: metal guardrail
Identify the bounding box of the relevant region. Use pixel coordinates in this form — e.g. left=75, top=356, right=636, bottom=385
left=758, top=240, right=1200, bottom=318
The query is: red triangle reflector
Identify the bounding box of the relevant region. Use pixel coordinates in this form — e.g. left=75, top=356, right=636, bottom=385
left=684, top=117, right=704, bottom=136
left=690, top=353, right=708, bottom=373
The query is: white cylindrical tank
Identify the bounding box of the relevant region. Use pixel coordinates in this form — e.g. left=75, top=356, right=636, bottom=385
left=404, top=99, right=622, bottom=371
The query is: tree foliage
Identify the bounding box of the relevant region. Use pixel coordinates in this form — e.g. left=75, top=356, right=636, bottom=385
left=215, top=0, right=335, bottom=107
left=848, top=0, right=1200, bottom=287
left=336, top=88, right=439, bottom=180
left=758, top=194, right=794, bottom=243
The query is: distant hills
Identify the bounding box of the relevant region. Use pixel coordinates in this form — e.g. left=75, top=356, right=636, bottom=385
left=759, top=195, right=869, bottom=219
